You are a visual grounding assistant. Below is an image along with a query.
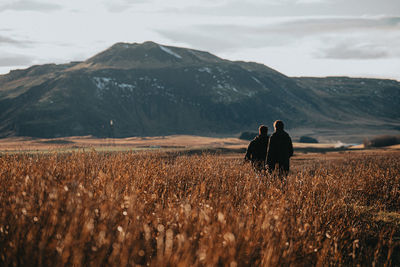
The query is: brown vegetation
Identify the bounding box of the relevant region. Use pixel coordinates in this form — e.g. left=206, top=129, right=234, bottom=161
left=1, top=151, right=399, bottom=266
left=0, top=135, right=249, bottom=153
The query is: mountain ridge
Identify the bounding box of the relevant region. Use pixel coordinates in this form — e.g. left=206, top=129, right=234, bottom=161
left=0, top=42, right=399, bottom=141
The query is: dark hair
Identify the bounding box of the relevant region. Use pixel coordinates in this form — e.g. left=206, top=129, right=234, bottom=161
left=259, top=125, right=268, bottom=135
left=274, top=120, right=284, bottom=131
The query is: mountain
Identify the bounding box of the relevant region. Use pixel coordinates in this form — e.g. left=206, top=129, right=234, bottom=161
left=0, top=41, right=399, bottom=141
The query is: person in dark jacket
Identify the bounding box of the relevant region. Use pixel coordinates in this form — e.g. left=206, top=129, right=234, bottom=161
left=244, top=125, right=269, bottom=172
left=267, top=120, right=293, bottom=176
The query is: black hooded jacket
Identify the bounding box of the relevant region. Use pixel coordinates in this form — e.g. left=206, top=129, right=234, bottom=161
left=267, top=129, right=293, bottom=167
left=244, top=134, right=269, bottom=162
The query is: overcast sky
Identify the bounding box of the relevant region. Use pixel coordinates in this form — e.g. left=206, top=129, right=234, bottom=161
left=1, top=0, right=399, bottom=80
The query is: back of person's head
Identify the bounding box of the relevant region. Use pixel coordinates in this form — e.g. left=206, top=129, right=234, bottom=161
left=259, top=125, right=268, bottom=136
left=274, top=120, right=284, bottom=131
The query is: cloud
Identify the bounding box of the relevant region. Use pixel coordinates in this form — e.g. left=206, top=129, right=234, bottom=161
left=0, top=54, right=34, bottom=67
left=156, top=30, right=240, bottom=53
left=157, top=16, right=400, bottom=49
left=161, top=0, right=400, bottom=18
left=104, top=0, right=154, bottom=13
left=0, top=35, right=33, bottom=47
left=321, top=43, right=389, bottom=60
left=318, top=33, right=400, bottom=60
left=0, top=35, right=21, bottom=44
left=253, top=16, right=400, bottom=36
left=296, top=0, right=329, bottom=3
left=0, top=0, right=63, bottom=12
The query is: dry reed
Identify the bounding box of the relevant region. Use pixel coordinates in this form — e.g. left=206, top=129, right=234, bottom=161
left=0, top=151, right=399, bottom=266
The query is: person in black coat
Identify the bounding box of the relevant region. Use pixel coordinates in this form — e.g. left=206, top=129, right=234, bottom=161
left=267, top=120, right=293, bottom=176
left=244, top=125, right=269, bottom=172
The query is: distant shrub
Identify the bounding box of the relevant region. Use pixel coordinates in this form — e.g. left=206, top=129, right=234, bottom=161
left=299, top=136, right=319, bottom=143
left=239, top=131, right=257, bottom=140
left=363, top=135, right=400, bottom=148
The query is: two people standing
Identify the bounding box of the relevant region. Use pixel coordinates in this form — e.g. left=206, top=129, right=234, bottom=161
left=245, top=120, right=293, bottom=176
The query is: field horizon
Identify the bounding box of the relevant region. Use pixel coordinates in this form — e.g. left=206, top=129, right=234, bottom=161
left=1, top=134, right=399, bottom=155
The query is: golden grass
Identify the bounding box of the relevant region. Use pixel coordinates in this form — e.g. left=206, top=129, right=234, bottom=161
left=0, top=151, right=399, bottom=266
left=387, top=144, right=400, bottom=150
left=0, top=135, right=249, bottom=153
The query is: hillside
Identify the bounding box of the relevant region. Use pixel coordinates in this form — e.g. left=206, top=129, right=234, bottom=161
left=0, top=41, right=399, bottom=140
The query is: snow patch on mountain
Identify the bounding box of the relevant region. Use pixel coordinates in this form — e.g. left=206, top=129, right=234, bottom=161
left=93, top=77, right=112, bottom=90
left=93, top=77, right=137, bottom=96
left=159, top=45, right=182, bottom=59
left=92, top=76, right=182, bottom=103
left=198, top=67, right=212, bottom=74
left=252, top=76, right=263, bottom=86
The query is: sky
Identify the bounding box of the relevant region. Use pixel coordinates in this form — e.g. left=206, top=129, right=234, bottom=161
left=0, top=0, right=399, bottom=80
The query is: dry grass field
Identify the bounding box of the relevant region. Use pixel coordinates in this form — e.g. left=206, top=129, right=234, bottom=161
left=0, top=135, right=249, bottom=153
left=1, top=146, right=399, bottom=266
left=0, top=135, right=378, bottom=154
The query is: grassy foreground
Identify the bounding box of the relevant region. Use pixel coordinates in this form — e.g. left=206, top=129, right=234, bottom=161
left=1, top=151, right=399, bottom=266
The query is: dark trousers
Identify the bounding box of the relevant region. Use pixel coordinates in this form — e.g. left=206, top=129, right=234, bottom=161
left=252, top=160, right=266, bottom=172
left=268, top=160, right=289, bottom=176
